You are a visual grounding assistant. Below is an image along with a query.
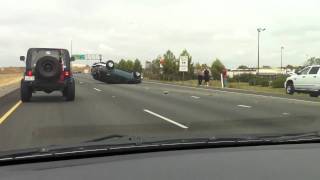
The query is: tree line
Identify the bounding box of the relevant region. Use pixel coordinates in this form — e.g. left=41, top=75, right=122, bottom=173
left=114, top=52, right=320, bottom=81
left=144, top=49, right=226, bottom=81
left=305, top=57, right=320, bottom=66
left=116, top=59, right=142, bottom=73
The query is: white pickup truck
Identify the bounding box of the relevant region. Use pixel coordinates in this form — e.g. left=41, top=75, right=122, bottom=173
left=285, top=65, right=320, bottom=97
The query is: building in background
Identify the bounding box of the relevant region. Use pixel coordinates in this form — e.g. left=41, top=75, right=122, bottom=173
left=72, top=63, right=90, bottom=73
left=145, top=61, right=152, bottom=70
left=228, top=67, right=295, bottom=78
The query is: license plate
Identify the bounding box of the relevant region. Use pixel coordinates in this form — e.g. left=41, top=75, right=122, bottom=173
left=24, top=76, right=35, bottom=81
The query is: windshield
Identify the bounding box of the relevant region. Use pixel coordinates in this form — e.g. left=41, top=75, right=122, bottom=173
left=300, top=67, right=311, bottom=75
left=27, top=49, right=70, bottom=69
left=1, top=0, right=320, bottom=157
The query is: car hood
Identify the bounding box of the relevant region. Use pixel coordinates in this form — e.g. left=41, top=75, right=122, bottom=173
left=286, top=74, right=297, bottom=80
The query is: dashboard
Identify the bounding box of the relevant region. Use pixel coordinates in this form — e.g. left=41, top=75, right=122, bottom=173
left=1, top=143, right=320, bottom=180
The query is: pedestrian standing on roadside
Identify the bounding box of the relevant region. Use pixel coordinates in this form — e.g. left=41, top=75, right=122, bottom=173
left=197, top=68, right=203, bottom=86
left=204, top=68, right=210, bottom=87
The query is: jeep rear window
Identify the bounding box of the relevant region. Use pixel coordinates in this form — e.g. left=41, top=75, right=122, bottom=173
left=29, top=50, right=69, bottom=68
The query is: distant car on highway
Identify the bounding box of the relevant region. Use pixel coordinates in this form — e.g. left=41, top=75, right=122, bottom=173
left=20, top=48, right=76, bottom=102
left=285, top=65, right=320, bottom=97
left=91, top=60, right=142, bottom=84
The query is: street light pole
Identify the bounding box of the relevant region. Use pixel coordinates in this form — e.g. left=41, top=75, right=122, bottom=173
left=70, top=40, right=73, bottom=56
left=281, top=46, right=284, bottom=70
left=257, top=28, right=266, bottom=75
left=99, top=54, right=102, bottom=63
left=257, top=31, right=260, bottom=75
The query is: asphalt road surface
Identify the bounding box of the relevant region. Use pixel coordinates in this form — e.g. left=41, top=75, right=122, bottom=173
left=0, top=74, right=320, bottom=152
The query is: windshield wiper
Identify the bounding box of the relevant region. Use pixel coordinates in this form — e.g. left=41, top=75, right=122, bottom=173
left=0, top=134, right=151, bottom=163
left=2, top=132, right=320, bottom=165
left=84, top=134, right=127, bottom=143
left=262, top=131, right=320, bottom=142
left=0, top=136, right=266, bottom=165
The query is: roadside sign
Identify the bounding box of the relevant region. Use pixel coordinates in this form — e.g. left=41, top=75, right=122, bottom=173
left=179, top=56, right=188, bottom=72
left=160, top=58, right=165, bottom=65
left=160, top=58, right=165, bottom=68
left=72, top=54, right=86, bottom=60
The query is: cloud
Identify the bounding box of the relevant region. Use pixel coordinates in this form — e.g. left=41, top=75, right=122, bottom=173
left=98, top=44, right=114, bottom=52
left=1, top=0, right=320, bottom=68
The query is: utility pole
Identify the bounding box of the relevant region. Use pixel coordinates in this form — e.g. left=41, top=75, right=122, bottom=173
left=257, top=28, right=266, bottom=75
left=70, top=40, right=73, bottom=56
left=99, top=54, right=102, bottom=63
left=281, top=46, right=284, bottom=70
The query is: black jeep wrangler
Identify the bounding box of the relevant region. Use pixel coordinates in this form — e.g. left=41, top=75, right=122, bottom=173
left=20, top=48, right=75, bottom=102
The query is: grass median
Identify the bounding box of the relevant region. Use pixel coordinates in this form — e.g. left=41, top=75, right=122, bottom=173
left=147, top=79, right=296, bottom=96
left=0, top=74, right=22, bottom=88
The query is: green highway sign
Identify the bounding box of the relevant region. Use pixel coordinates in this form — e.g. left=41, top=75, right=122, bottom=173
left=72, top=54, right=102, bottom=61
left=72, top=54, right=86, bottom=60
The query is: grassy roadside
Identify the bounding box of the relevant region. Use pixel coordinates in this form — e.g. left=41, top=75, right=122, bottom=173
left=0, top=74, right=22, bottom=87
left=146, top=79, right=309, bottom=97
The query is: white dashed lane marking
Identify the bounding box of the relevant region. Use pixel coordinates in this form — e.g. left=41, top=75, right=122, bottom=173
left=191, top=96, right=200, bottom=99
left=237, top=105, right=252, bottom=108
left=93, top=88, right=102, bottom=92
left=143, top=109, right=188, bottom=129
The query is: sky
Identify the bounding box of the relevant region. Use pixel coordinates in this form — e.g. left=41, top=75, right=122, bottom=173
left=1, top=0, right=320, bottom=68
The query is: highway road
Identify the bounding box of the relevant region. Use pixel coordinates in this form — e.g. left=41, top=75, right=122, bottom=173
left=0, top=74, right=320, bottom=152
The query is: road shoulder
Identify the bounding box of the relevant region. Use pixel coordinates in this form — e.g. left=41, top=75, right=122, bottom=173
left=0, top=83, right=19, bottom=98
left=144, top=80, right=320, bottom=103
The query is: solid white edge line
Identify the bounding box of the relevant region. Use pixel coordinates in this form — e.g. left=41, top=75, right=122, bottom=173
left=144, top=81, right=320, bottom=104
left=55, top=148, right=108, bottom=155
left=0, top=157, right=13, bottom=161
left=93, top=88, right=102, bottom=92
left=143, top=109, right=188, bottom=129
left=15, top=153, right=52, bottom=159
left=237, top=105, right=252, bottom=108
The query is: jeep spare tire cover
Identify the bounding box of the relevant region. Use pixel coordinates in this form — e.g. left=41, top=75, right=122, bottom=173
left=36, top=56, right=61, bottom=79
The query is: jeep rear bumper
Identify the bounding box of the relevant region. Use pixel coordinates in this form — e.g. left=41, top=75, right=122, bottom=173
left=22, top=78, right=74, bottom=92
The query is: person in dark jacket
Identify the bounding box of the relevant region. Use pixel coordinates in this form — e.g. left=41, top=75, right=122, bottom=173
left=204, top=68, right=210, bottom=87
left=197, top=69, right=203, bottom=86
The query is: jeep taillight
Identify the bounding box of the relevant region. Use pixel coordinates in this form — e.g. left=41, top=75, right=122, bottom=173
left=27, top=70, right=33, bottom=76
left=64, top=71, right=71, bottom=78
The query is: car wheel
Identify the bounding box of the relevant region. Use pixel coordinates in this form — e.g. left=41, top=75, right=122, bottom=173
left=21, top=81, right=32, bottom=102
left=106, top=60, right=115, bottom=70
left=97, top=72, right=101, bottom=81
left=286, top=83, right=295, bottom=95
left=65, top=79, right=75, bottom=101
left=92, top=73, right=98, bottom=80
left=309, top=92, right=319, bottom=98
left=62, top=89, right=67, bottom=97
